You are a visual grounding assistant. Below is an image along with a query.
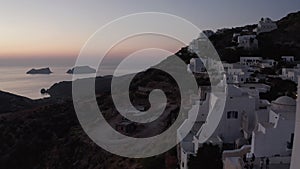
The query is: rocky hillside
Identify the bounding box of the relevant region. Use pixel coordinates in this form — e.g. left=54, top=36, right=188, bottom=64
left=0, top=100, right=142, bottom=169
left=0, top=91, right=35, bottom=114
left=46, top=76, right=112, bottom=98
left=258, top=11, right=300, bottom=59
left=207, top=11, right=300, bottom=63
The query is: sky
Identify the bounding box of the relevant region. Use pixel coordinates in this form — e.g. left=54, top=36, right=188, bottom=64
left=0, top=0, right=299, bottom=66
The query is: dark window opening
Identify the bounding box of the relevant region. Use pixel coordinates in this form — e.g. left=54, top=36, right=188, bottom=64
left=227, top=111, right=238, bottom=119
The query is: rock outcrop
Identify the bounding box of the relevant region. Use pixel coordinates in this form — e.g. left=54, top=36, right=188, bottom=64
left=26, top=67, right=52, bottom=74
left=66, top=66, right=96, bottom=74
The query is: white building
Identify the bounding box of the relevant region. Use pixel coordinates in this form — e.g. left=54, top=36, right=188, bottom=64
left=282, top=56, right=295, bottom=63
left=226, top=67, right=249, bottom=84
left=260, top=59, right=277, bottom=68
left=281, top=68, right=300, bottom=83
left=254, top=18, right=278, bottom=34
left=188, top=38, right=200, bottom=54
left=187, top=57, right=222, bottom=74
left=223, top=63, right=234, bottom=71
left=281, top=68, right=294, bottom=79
left=188, top=58, right=206, bottom=73
left=188, top=33, right=212, bottom=58
left=221, top=84, right=300, bottom=169
left=223, top=63, right=256, bottom=84
left=237, top=35, right=258, bottom=50
left=232, top=33, right=241, bottom=42
left=178, top=84, right=271, bottom=169
left=212, top=85, right=262, bottom=143
left=226, top=68, right=247, bottom=84
left=240, top=57, right=276, bottom=69
left=290, top=78, right=300, bottom=169
left=251, top=96, right=296, bottom=158
left=240, top=56, right=262, bottom=67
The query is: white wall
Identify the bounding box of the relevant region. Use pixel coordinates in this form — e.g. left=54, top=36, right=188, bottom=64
left=189, top=58, right=206, bottom=73
left=240, top=57, right=262, bottom=66
left=281, top=56, right=294, bottom=62
left=290, top=78, right=300, bottom=169
left=257, top=18, right=277, bottom=34
left=237, top=35, right=258, bottom=49
left=180, top=150, right=188, bottom=169
left=252, top=116, right=295, bottom=157
left=215, top=87, right=256, bottom=143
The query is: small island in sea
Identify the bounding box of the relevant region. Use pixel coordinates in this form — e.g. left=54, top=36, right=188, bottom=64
left=26, top=67, right=52, bottom=74
left=66, top=66, right=96, bottom=74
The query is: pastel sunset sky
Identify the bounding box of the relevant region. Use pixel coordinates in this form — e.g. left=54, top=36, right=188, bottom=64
left=0, top=0, right=299, bottom=65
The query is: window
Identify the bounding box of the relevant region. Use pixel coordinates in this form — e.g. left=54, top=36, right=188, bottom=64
left=287, top=133, right=294, bottom=149
left=227, top=111, right=238, bottom=119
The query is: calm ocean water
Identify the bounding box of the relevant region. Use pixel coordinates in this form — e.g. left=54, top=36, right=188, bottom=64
left=0, top=66, right=87, bottom=99
left=0, top=66, right=143, bottom=99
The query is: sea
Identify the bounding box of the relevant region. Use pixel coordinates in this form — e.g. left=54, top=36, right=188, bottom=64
left=0, top=65, right=142, bottom=99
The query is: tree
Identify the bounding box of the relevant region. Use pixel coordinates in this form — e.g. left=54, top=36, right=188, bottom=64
left=188, top=143, right=223, bottom=169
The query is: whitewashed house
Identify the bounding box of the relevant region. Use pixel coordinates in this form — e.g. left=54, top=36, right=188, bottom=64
left=281, top=56, right=295, bottom=63
left=254, top=18, right=278, bottom=34
left=211, top=85, right=259, bottom=142
left=223, top=63, right=254, bottom=84
left=240, top=57, right=276, bottom=69
left=251, top=96, right=296, bottom=158
left=237, top=35, right=258, bottom=50
left=188, top=32, right=213, bottom=58
left=188, top=38, right=200, bottom=54
left=287, top=71, right=300, bottom=83
left=226, top=68, right=247, bottom=84
left=223, top=63, right=234, bottom=71
left=281, top=68, right=294, bottom=78
left=232, top=33, right=241, bottom=42
left=291, top=79, right=300, bottom=169
left=221, top=96, right=295, bottom=169
left=281, top=68, right=300, bottom=83
left=178, top=83, right=270, bottom=169
left=188, top=58, right=206, bottom=73
left=240, top=56, right=262, bottom=67
left=260, top=59, right=277, bottom=68
left=222, top=86, right=299, bottom=169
